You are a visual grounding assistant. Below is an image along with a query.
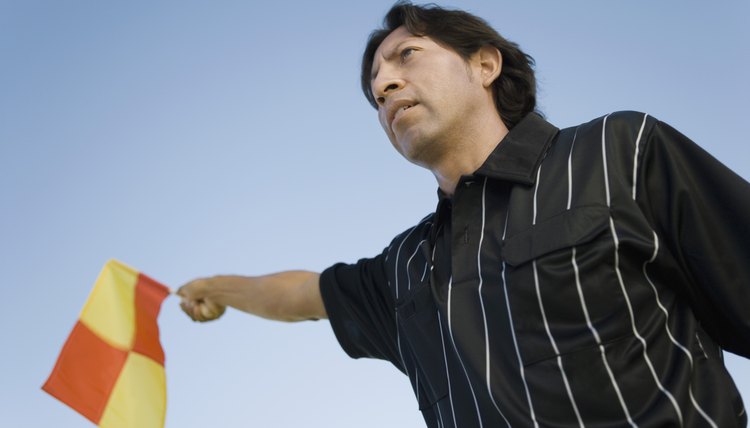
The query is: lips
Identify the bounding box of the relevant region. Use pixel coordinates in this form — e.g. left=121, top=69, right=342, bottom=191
left=387, top=99, right=418, bottom=130
left=394, top=104, right=414, bottom=120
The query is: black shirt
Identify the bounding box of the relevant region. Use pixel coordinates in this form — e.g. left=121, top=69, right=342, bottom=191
left=320, top=111, right=750, bottom=427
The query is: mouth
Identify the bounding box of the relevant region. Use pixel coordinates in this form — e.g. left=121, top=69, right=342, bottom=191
left=391, top=102, right=418, bottom=129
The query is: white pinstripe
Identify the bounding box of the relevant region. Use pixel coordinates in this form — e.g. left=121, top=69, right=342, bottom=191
left=607, top=216, right=684, bottom=425
left=630, top=120, right=718, bottom=427
left=567, top=129, right=579, bottom=210
left=406, top=239, right=428, bottom=291
left=533, top=165, right=540, bottom=223
left=438, top=310, right=458, bottom=428
left=500, top=210, right=538, bottom=427
left=421, top=261, right=430, bottom=282
left=531, top=260, right=584, bottom=427
left=392, top=216, right=431, bottom=373
left=568, top=127, right=634, bottom=425
left=424, top=220, right=446, bottom=427
left=393, top=223, right=425, bottom=377
left=394, top=225, right=420, bottom=299
left=641, top=232, right=718, bottom=427
left=397, top=220, right=438, bottom=419
left=532, top=165, right=585, bottom=427
left=436, top=395, right=446, bottom=428
left=603, top=114, right=684, bottom=426
left=600, top=115, right=639, bottom=427
left=631, top=114, right=649, bottom=200
left=431, top=240, right=438, bottom=266
left=447, top=275, right=489, bottom=428
left=476, top=178, right=511, bottom=423
left=571, top=247, right=635, bottom=426
left=602, top=115, right=613, bottom=206
left=695, top=334, right=709, bottom=359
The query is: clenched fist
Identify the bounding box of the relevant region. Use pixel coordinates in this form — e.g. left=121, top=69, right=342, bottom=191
left=177, top=277, right=227, bottom=322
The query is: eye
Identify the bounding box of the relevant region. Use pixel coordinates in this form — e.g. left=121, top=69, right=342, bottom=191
left=399, top=47, right=416, bottom=62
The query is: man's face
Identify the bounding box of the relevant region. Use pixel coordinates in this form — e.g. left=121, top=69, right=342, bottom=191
left=370, top=26, right=489, bottom=167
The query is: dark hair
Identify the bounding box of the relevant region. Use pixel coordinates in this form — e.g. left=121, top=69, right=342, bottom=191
left=361, top=1, right=538, bottom=129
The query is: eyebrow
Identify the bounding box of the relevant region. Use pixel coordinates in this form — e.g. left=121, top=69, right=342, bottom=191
left=370, top=38, right=420, bottom=81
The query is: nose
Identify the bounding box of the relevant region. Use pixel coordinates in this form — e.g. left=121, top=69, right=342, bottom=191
left=372, top=73, right=405, bottom=106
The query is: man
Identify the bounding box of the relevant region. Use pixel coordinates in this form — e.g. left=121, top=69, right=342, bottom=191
left=179, top=2, right=749, bottom=427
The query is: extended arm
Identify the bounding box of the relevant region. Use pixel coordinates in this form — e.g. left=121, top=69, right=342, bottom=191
left=177, top=271, right=326, bottom=322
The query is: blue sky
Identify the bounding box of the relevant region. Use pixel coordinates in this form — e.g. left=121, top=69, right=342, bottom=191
left=2, top=1, right=748, bottom=427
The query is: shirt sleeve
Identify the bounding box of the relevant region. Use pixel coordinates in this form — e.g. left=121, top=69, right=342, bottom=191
left=319, top=250, right=404, bottom=372
left=636, top=118, right=750, bottom=358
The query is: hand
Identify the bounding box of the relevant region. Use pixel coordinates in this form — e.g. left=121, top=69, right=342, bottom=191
left=177, top=277, right=227, bottom=322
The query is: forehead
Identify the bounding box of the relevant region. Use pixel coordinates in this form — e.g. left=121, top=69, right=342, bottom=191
left=371, top=26, right=426, bottom=76
left=375, top=26, right=416, bottom=56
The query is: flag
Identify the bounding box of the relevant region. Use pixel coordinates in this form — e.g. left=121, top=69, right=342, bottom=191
left=43, top=259, right=170, bottom=428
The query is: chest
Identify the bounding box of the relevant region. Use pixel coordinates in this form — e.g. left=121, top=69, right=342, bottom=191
left=387, top=132, right=663, bottom=368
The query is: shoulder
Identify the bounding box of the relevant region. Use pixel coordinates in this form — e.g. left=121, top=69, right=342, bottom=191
left=564, top=110, right=654, bottom=132
left=384, top=213, right=434, bottom=257
left=561, top=111, right=659, bottom=146
left=381, top=213, right=435, bottom=272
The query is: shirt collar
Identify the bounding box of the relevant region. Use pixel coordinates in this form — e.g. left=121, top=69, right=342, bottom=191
left=474, top=112, right=559, bottom=185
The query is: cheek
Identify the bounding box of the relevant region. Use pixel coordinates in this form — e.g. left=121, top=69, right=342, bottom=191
left=378, top=111, right=387, bottom=129
left=378, top=111, right=393, bottom=136
left=377, top=112, right=405, bottom=153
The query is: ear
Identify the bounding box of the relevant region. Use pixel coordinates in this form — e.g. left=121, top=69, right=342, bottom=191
left=477, top=45, right=502, bottom=88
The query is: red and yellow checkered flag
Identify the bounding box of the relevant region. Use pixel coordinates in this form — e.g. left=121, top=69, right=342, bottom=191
left=43, top=259, right=170, bottom=427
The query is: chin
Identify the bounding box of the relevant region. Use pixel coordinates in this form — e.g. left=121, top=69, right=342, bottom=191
left=400, top=143, right=435, bottom=168
left=394, top=129, right=427, bottom=155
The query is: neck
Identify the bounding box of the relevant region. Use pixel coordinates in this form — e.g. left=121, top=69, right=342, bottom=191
left=431, top=113, right=509, bottom=196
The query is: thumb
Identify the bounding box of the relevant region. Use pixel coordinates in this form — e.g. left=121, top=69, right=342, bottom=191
left=176, top=278, right=211, bottom=300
